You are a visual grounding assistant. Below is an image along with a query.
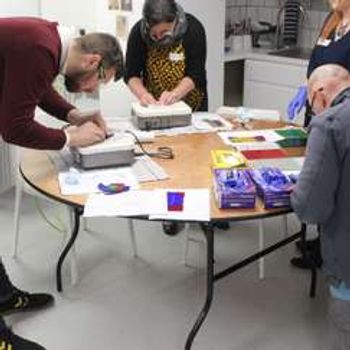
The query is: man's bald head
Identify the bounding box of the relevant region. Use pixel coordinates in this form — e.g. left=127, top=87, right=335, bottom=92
left=308, top=64, right=350, bottom=115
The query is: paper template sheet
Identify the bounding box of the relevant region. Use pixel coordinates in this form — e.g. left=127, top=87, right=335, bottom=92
left=192, top=112, right=233, bottom=131
left=58, top=167, right=139, bottom=195
left=83, top=190, right=163, bottom=217
left=218, top=130, right=284, bottom=146
left=231, top=142, right=281, bottom=151
left=149, top=189, right=210, bottom=222
left=84, top=188, right=210, bottom=222
left=249, top=157, right=305, bottom=171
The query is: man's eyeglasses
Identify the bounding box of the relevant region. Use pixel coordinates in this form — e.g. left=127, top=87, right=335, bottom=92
left=98, top=59, right=124, bottom=83
left=310, top=87, right=324, bottom=112
left=149, top=20, right=176, bottom=41
left=97, top=61, right=106, bottom=81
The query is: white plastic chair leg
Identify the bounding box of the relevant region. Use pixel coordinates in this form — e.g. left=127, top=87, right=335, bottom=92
left=281, top=214, right=288, bottom=238
left=183, top=223, right=191, bottom=266
left=82, top=217, right=89, bottom=232
left=12, top=179, right=24, bottom=258
left=127, top=219, right=138, bottom=258
left=65, top=206, right=78, bottom=286
left=258, top=219, right=265, bottom=280
left=183, top=224, right=205, bottom=268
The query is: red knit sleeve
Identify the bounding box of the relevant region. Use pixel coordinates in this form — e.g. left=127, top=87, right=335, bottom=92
left=38, top=86, right=75, bottom=121
left=0, top=46, right=67, bottom=150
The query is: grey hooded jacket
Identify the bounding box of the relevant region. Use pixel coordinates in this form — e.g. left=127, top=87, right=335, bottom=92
left=291, top=88, right=350, bottom=286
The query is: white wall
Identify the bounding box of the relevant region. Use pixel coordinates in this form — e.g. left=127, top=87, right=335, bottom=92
left=94, top=0, right=143, bottom=118
left=0, top=0, right=39, bottom=16
left=177, top=0, right=225, bottom=111
left=40, top=0, right=96, bottom=31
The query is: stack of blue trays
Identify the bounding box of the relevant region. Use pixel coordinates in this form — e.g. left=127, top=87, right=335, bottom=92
left=249, top=168, right=294, bottom=209
left=213, top=169, right=256, bottom=209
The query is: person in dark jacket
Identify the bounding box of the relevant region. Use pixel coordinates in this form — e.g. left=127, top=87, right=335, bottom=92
left=288, top=0, right=350, bottom=269
left=0, top=17, right=124, bottom=349
left=292, top=63, right=350, bottom=350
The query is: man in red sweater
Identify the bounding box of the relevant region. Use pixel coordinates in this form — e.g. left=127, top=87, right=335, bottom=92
left=0, top=17, right=124, bottom=349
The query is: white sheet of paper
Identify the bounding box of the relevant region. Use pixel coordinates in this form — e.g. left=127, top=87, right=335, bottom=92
left=149, top=189, right=210, bottom=222
left=192, top=112, right=232, bottom=131
left=231, top=142, right=281, bottom=151
left=216, top=106, right=280, bottom=121
left=282, top=170, right=300, bottom=176
left=58, top=167, right=139, bottom=195
left=83, top=190, right=163, bottom=217
left=132, top=155, right=168, bottom=182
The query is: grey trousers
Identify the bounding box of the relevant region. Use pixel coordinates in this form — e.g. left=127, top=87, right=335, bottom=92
left=327, top=295, right=350, bottom=350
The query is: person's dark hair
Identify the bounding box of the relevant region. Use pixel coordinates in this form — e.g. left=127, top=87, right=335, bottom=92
left=76, top=33, right=124, bottom=81
left=143, top=0, right=177, bottom=27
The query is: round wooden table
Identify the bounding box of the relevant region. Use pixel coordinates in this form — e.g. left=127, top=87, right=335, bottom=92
left=20, top=124, right=308, bottom=350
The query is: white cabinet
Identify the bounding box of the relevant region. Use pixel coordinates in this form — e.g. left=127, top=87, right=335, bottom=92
left=243, top=59, right=308, bottom=124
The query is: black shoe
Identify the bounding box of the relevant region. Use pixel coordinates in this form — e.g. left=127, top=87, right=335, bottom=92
left=214, top=221, right=230, bottom=230
left=162, top=222, right=184, bottom=236
left=0, top=326, right=46, bottom=350
left=290, top=255, right=322, bottom=269
left=295, top=237, right=320, bottom=252
left=0, top=289, right=54, bottom=316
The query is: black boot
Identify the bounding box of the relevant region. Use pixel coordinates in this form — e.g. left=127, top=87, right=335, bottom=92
left=0, top=261, right=54, bottom=316
left=162, top=221, right=185, bottom=236
left=290, top=237, right=322, bottom=269
left=0, top=318, right=46, bottom=350
left=0, top=260, right=14, bottom=299
left=214, top=221, right=230, bottom=230
left=0, top=289, right=54, bottom=316
left=295, top=237, right=320, bottom=252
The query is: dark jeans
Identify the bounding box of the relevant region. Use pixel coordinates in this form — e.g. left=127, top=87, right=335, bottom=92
left=0, top=316, right=6, bottom=331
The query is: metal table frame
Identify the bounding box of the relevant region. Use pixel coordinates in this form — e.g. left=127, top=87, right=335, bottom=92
left=19, top=153, right=317, bottom=350
left=31, top=200, right=316, bottom=350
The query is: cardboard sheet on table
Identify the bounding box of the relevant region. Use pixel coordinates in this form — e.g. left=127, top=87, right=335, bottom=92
left=241, top=149, right=288, bottom=160
left=249, top=157, right=305, bottom=171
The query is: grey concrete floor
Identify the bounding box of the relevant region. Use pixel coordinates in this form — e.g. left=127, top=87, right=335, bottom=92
left=0, top=189, right=328, bottom=350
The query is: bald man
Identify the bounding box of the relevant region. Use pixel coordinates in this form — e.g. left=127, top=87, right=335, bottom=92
left=292, top=64, right=350, bottom=350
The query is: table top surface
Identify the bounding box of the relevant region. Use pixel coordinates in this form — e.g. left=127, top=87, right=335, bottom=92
left=20, top=120, right=304, bottom=222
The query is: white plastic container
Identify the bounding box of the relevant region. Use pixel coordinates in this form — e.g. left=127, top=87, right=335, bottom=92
left=71, top=133, right=135, bottom=169
left=132, top=101, right=192, bottom=130
left=231, top=35, right=244, bottom=52
left=243, top=34, right=252, bottom=52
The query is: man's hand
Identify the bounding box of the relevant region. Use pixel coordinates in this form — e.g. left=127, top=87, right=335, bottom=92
left=66, top=121, right=106, bottom=147
left=67, top=109, right=107, bottom=135
left=159, top=90, right=179, bottom=105
left=139, top=92, right=158, bottom=106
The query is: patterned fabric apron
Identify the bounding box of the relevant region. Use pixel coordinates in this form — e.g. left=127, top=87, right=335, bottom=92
left=145, top=42, right=204, bottom=111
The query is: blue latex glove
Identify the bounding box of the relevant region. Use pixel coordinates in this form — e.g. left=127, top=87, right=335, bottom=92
left=287, top=85, right=307, bottom=121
